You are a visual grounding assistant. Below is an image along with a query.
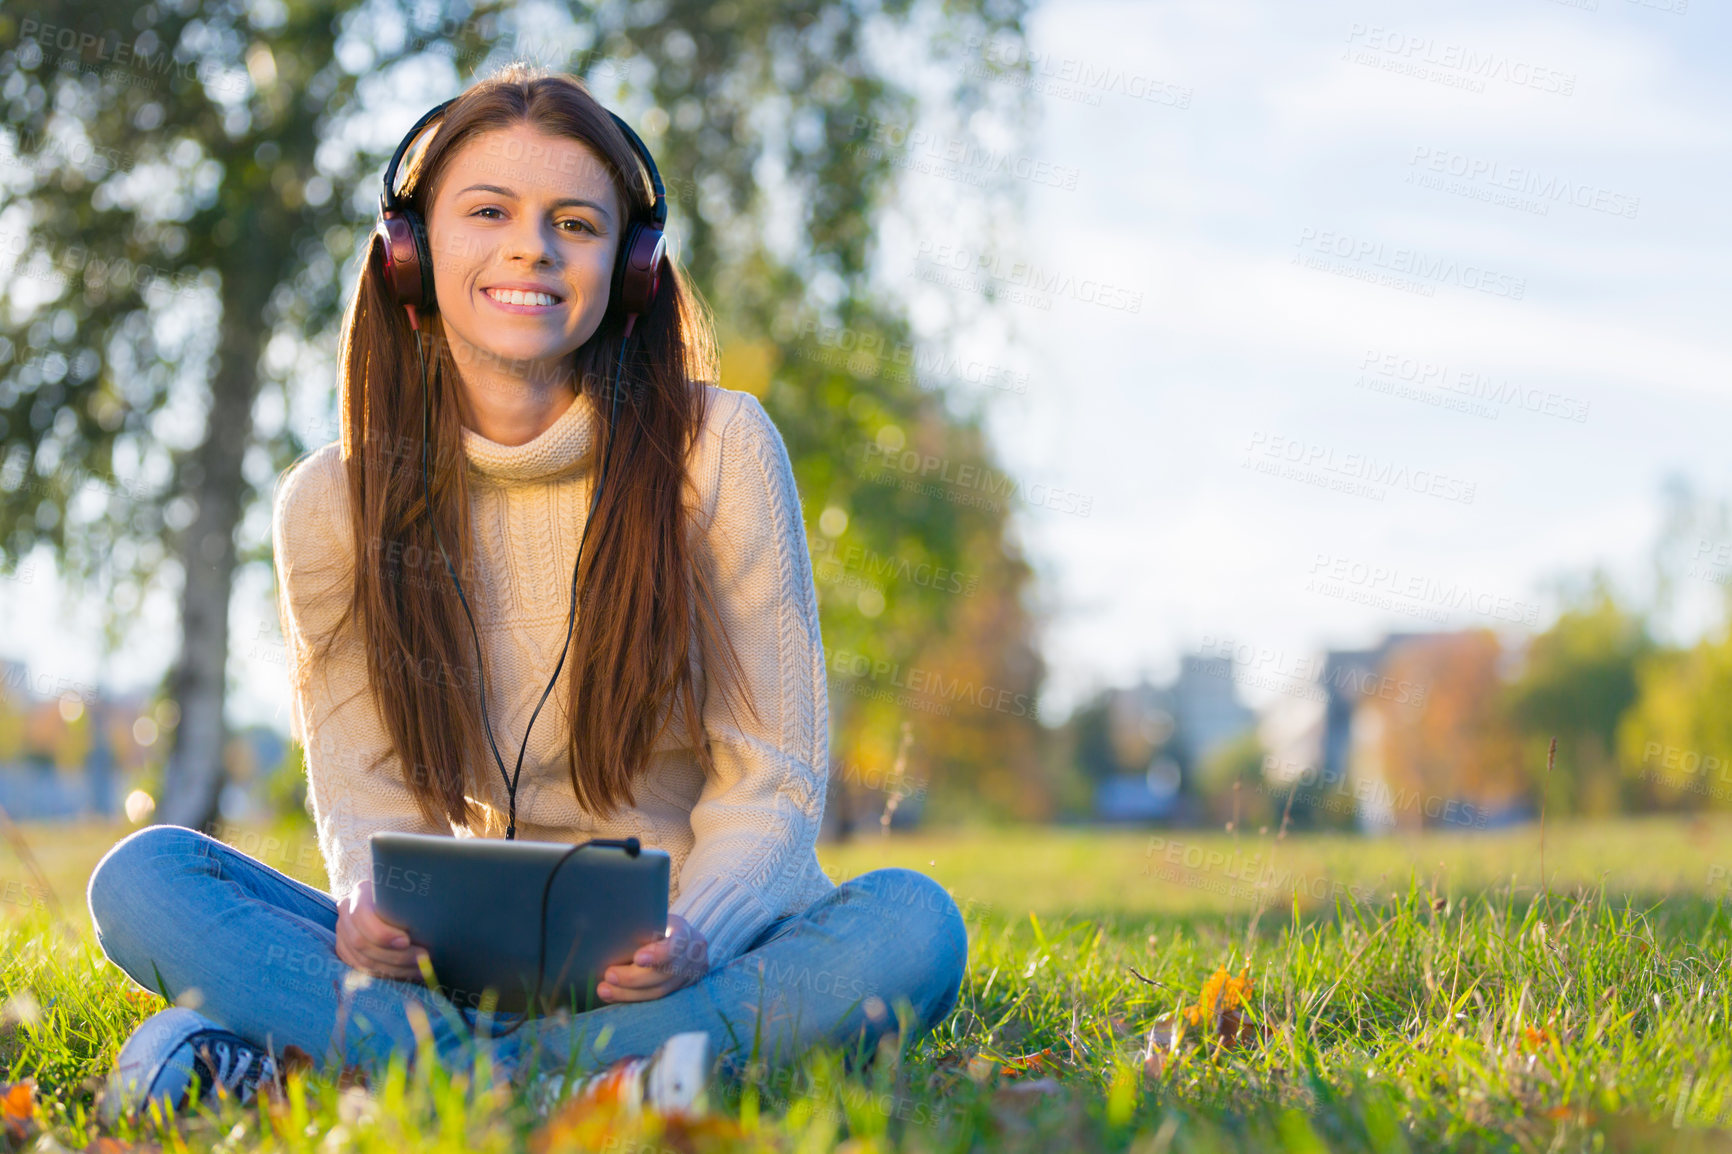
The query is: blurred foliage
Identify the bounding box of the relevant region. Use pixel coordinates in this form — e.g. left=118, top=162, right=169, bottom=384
left=0, top=0, right=1055, bottom=823
left=1506, top=574, right=1655, bottom=816
left=1618, top=625, right=1732, bottom=813
left=1193, top=729, right=1270, bottom=831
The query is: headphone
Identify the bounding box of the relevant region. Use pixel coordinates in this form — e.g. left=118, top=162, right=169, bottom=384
left=371, top=95, right=669, bottom=844
left=374, top=96, right=668, bottom=339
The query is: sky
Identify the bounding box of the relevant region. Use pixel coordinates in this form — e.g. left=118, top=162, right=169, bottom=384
left=2, top=0, right=1729, bottom=730
left=876, top=0, right=1732, bottom=717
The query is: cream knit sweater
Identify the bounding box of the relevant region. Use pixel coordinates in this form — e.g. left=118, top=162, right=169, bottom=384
left=271, top=384, right=836, bottom=969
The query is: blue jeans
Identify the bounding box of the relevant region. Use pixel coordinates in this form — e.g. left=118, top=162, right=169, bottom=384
left=86, top=825, right=967, bottom=1085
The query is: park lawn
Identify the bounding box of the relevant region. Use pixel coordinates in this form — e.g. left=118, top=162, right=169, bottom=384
left=1, top=816, right=1731, bottom=1151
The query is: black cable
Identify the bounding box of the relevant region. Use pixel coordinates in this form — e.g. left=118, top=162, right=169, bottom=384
left=413, top=324, right=634, bottom=1033
left=417, top=331, right=626, bottom=839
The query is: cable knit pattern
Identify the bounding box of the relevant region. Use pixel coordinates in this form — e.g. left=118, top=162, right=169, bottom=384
left=271, top=385, right=836, bottom=969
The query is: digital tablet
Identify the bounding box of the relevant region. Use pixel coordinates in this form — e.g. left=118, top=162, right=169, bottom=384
left=368, top=830, right=670, bottom=1015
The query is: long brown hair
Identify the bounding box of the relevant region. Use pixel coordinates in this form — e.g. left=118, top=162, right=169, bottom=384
left=289, top=62, right=755, bottom=834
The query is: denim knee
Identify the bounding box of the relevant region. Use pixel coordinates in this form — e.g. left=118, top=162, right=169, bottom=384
left=856, top=868, right=968, bottom=1027
left=87, top=824, right=211, bottom=969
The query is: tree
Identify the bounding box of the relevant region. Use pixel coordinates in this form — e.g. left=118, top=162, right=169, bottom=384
left=1617, top=629, right=1732, bottom=812
left=0, top=0, right=1041, bottom=828
left=1505, top=574, right=1653, bottom=815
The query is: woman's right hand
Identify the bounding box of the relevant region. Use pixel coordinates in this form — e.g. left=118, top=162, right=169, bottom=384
left=335, top=879, right=428, bottom=981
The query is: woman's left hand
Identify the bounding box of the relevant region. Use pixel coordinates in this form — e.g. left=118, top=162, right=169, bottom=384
left=597, top=914, right=709, bottom=1003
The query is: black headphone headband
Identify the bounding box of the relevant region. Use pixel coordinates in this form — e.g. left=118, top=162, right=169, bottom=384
left=374, top=91, right=669, bottom=329
left=378, top=97, right=667, bottom=228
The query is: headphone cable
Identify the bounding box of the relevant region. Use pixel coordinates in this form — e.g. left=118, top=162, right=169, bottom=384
left=415, top=330, right=632, bottom=1034
left=417, top=330, right=627, bottom=839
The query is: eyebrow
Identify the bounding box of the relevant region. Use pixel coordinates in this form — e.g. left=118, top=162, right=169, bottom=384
left=456, top=184, right=612, bottom=224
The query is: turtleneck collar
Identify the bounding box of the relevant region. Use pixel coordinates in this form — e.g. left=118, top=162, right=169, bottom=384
left=461, top=391, right=600, bottom=484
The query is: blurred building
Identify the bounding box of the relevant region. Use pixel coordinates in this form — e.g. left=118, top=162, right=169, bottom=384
left=1258, top=632, right=1530, bottom=833
left=1092, top=654, right=1257, bottom=822
left=0, top=658, right=282, bottom=822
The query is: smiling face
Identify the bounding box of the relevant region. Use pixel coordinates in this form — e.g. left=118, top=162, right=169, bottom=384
left=424, top=121, right=626, bottom=398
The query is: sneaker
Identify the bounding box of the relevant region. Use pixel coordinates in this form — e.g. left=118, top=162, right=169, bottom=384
left=528, top=1030, right=711, bottom=1119
left=99, top=1007, right=279, bottom=1125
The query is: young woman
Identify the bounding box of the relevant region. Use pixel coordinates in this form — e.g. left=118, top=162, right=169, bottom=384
left=85, top=64, right=967, bottom=1119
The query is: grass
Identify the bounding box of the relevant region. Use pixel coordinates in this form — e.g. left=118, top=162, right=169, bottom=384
left=3, top=815, right=1732, bottom=1151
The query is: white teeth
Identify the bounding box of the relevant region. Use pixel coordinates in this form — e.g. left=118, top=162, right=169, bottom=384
left=487, top=288, right=558, bottom=307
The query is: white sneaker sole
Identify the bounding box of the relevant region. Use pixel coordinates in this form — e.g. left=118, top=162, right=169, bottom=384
left=645, top=1031, right=711, bottom=1116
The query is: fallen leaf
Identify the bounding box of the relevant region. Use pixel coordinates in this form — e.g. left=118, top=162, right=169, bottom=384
left=994, top=1077, right=1061, bottom=1102
left=1141, top=1044, right=1165, bottom=1079
left=1146, top=967, right=1267, bottom=1058
left=1522, top=1025, right=1555, bottom=1052
left=998, top=1048, right=1056, bottom=1078
left=1182, top=966, right=1253, bottom=1033
left=531, top=1092, right=744, bottom=1154
left=2, top=1079, right=37, bottom=1144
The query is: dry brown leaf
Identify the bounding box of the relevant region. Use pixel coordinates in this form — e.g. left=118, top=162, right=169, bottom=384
left=1145, top=966, right=1267, bottom=1059
left=530, top=1087, right=744, bottom=1154
left=997, top=1048, right=1057, bottom=1078
left=1183, top=967, right=1253, bottom=1031
left=2, top=1079, right=36, bottom=1145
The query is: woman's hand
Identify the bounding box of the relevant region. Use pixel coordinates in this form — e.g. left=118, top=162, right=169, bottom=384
left=335, top=879, right=429, bottom=981
left=597, top=914, right=709, bottom=1003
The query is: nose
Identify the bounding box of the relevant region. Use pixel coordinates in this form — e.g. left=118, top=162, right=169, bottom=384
left=502, top=214, right=560, bottom=269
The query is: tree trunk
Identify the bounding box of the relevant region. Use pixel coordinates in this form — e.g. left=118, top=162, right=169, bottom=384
left=155, top=269, right=271, bottom=830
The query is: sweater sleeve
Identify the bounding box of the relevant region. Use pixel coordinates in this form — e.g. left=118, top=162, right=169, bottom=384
left=669, top=394, right=830, bottom=970
left=272, top=450, right=446, bottom=904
